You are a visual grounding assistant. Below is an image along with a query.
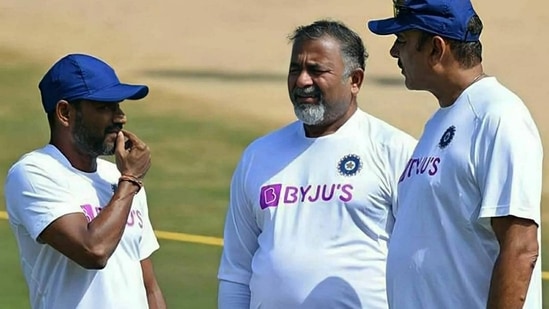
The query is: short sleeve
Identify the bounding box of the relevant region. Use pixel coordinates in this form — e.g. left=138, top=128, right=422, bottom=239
left=475, top=105, right=542, bottom=225
left=217, top=151, right=261, bottom=285
left=4, top=161, right=83, bottom=241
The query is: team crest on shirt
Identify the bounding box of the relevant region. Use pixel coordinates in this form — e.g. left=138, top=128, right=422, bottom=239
left=438, top=125, right=456, bottom=149
left=337, top=154, right=362, bottom=177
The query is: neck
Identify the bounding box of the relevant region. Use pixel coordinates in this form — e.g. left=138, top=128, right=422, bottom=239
left=431, top=65, right=486, bottom=108
left=50, top=137, right=98, bottom=173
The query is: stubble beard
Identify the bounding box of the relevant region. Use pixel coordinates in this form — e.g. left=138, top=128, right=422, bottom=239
left=72, top=112, right=115, bottom=157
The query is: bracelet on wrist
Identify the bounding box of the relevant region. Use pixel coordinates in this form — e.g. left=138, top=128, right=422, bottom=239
left=118, top=174, right=143, bottom=193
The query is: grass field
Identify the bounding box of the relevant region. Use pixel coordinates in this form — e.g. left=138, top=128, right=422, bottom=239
left=0, top=52, right=548, bottom=308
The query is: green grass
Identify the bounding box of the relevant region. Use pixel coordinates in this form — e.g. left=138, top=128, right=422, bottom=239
left=0, top=53, right=548, bottom=308
left=0, top=223, right=30, bottom=308
left=132, top=113, right=261, bottom=236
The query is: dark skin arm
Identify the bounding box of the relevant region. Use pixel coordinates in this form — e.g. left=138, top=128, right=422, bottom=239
left=141, top=258, right=166, bottom=309
left=39, top=130, right=151, bottom=269
left=487, top=215, right=539, bottom=309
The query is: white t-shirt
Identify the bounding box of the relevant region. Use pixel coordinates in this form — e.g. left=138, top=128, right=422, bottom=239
left=4, top=144, right=160, bottom=309
left=387, top=77, right=543, bottom=308
left=218, top=109, right=416, bottom=309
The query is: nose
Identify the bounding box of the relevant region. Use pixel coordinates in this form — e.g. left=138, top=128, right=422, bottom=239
left=390, top=42, right=399, bottom=58
left=114, top=105, right=127, bottom=124
left=296, top=69, right=313, bottom=88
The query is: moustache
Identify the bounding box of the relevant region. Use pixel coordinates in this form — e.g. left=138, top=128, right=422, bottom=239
left=293, top=86, right=321, bottom=98
left=105, top=125, right=123, bottom=134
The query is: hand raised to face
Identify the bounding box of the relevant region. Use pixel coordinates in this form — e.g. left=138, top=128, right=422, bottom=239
left=114, top=130, right=151, bottom=180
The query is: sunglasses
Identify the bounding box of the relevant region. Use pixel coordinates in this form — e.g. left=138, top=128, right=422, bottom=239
left=393, top=0, right=409, bottom=17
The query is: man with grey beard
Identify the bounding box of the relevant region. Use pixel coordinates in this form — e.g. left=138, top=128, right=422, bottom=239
left=4, top=53, right=165, bottom=309
left=218, top=20, right=417, bottom=309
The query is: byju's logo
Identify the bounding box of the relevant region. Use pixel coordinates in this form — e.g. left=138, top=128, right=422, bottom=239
left=80, top=204, right=143, bottom=228
left=259, top=183, right=354, bottom=209
left=260, top=184, right=282, bottom=209
left=398, top=156, right=441, bottom=183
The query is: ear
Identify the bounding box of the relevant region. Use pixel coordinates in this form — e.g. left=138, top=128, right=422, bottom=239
left=55, top=100, right=72, bottom=127
left=429, top=36, right=447, bottom=65
left=349, top=68, right=364, bottom=96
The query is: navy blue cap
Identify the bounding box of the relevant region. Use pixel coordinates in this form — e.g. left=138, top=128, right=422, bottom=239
left=38, top=53, right=149, bottom=113
left=368, top=0, right=481, bottom=42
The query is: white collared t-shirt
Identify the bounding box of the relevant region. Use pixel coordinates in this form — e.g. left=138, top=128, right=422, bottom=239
left=218, top=109, right=417, bottom=308
left=387, top=77, right=543, bottom=308
left=4, top=144, right=159, bottom=309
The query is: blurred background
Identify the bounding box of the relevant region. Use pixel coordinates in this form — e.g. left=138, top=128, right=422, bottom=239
left=0, top=0, right=547, bottom=307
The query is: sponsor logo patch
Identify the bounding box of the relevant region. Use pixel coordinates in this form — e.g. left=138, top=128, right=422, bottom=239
left=259, top=183, right=354, bottom=209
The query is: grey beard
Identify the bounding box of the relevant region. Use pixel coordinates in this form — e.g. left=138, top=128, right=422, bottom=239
left=294, top=102, right=325, bottom=125
left=72, top=111, right=115, bottom=157
left=73, top=129, right=114, bottom=157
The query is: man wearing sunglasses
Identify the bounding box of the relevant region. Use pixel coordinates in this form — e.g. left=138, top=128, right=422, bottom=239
left=368, top=0, right=542, bottom=308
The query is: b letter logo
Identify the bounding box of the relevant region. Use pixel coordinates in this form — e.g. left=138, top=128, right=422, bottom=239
left=259, top=184, right=282, bottom=209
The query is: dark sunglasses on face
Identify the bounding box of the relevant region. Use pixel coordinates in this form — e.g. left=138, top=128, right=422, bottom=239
left=393, top=0, right=410, bottom=17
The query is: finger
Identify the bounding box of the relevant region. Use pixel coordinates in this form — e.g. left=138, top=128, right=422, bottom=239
left=121, top=129, right=138, bottom=141
left=121, top=129, right=145, bottom=148
left=115, top=131, right=126, bottom=152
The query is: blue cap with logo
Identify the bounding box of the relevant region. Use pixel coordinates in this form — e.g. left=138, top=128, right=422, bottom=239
left=368, top=0, right=481, bottom=42
left=39, top=53, right=149, bottom=113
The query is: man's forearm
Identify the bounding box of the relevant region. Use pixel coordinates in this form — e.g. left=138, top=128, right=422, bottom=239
left=487, top=250, right=537, bottom=308
left=146, top=287, right=166, bottom=309
left=85, top=181, right=139, bottom=259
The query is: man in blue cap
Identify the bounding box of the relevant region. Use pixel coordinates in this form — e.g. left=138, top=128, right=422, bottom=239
left=368, top=1, right=542, bottom=308
left=4, top=54, right=166, bottom=308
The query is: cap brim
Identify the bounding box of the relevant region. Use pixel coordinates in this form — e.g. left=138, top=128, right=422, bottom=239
left=83, top=83, right=149, bottom=103
left=368, top=17, right=414, bottom=35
